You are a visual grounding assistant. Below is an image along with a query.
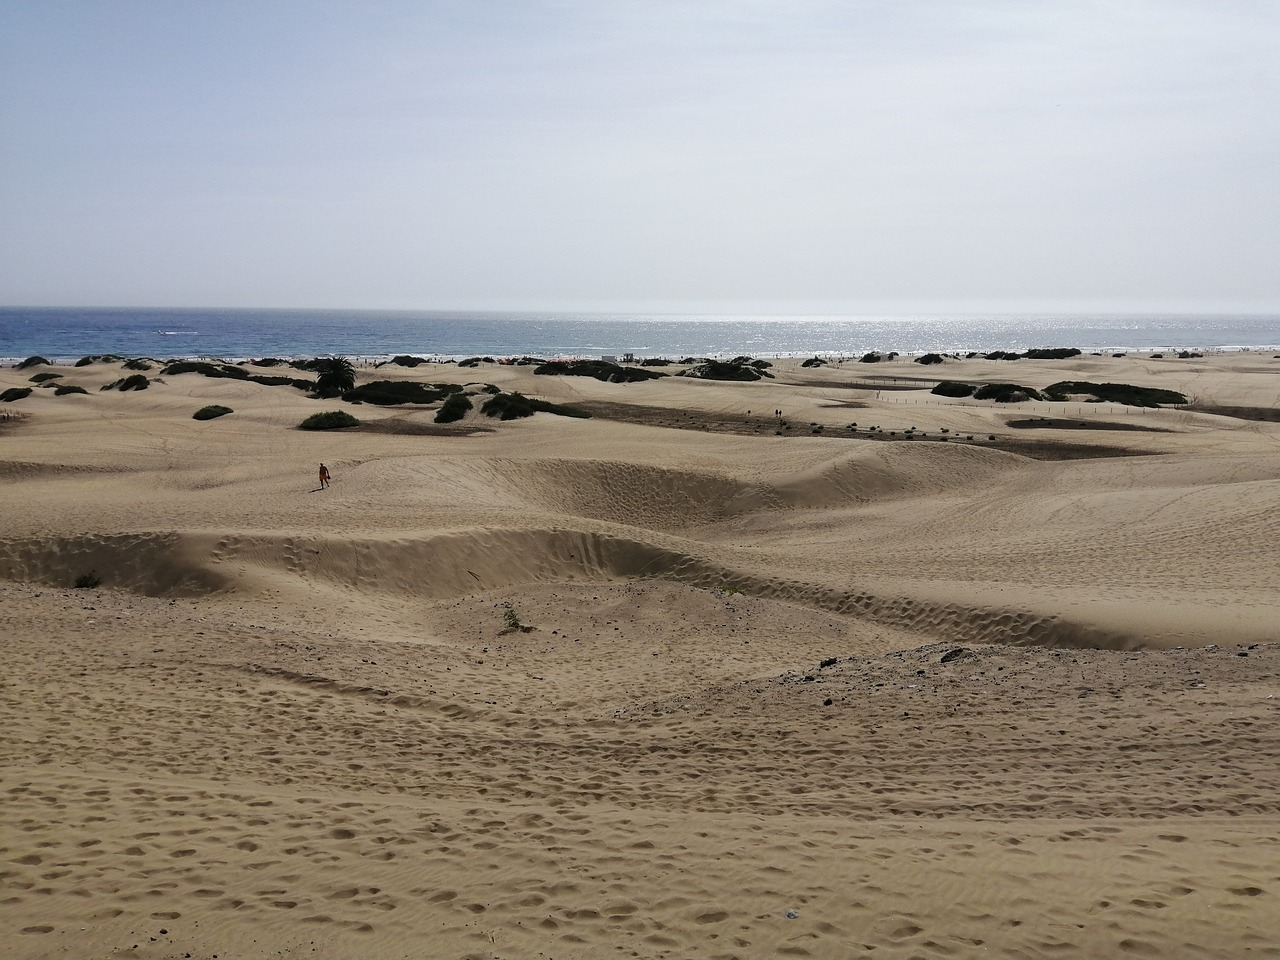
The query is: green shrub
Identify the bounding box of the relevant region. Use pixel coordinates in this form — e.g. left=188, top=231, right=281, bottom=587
left=101, top=374, right=150, bottom=391
left=1, top=387, right=33, bottom=402
left=677, top=360, right=770, bottom=381
left=382, top=355, right=429, bottom=367
left=162, top=360, right=250, bottom=379
left=123, top=358, right=154, bottom=370
left=193, top=404, right=234, bottom=420
left=16, top=356, right=51, bottom=369
left=1023, top=347, right=1081, bottom=360
left=480, top=392, right=591, bottom=421
left=535, top=359, right=666, bottom=382
left=74, top=356, right=95, bottom=367
left=30, top=372, right=63, bottom=382
left=973, top=382, right=1042, bottom=402
left=54, top=384, right=89, bottom=396
left=931, top=381, right=975, bottom=398
left=342, top=380, right=455, bottom=405
left=435, top=393, right=473, bottom=423
left=1041, top=381, right=1187, bottom=407
left=74, top=572, right=101, bottom=589
left=299, top=410, right=361, bottom=430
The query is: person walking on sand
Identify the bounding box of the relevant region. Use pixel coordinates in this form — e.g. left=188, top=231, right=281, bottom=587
left=318, top=463, right=331, bottom=489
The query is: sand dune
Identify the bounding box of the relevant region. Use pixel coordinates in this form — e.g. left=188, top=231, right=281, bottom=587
left=3, top=352, right=1279, bottom=959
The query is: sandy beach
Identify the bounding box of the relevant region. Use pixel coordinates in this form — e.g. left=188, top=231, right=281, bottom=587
left=2, top=350, right=1279, bottom=960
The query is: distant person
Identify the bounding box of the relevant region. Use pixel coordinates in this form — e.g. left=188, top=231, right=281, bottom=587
left=319, top=463, right=331, bottom=489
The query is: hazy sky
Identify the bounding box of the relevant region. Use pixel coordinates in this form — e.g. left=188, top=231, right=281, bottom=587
left=2, top=0, right=1277, bottom=312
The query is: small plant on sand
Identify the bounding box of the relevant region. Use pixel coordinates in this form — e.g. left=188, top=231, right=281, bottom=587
left=193, top=404, right=233, bottom=420
left=299, top=410, right=361, bottom=430
left=501, top=603, right=524, bottom=632
left=74, top=572, right=101, bottom=589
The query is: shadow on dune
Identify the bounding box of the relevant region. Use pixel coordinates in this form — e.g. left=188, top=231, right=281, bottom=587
left=0, top=526, right=1239, bottom=651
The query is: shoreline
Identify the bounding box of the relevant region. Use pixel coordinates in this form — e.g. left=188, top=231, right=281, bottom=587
left=6, top=343, right=1280, bottom=367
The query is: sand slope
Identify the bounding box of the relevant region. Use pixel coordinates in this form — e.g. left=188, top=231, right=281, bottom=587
left=3, top=352, right=1279, bottom=959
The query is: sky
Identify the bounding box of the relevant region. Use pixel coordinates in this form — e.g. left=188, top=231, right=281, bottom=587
left=1, top=0, right=1278, bottom=313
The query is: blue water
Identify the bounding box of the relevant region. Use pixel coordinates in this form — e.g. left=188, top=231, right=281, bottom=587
left=1, top=307, right=1277, bottom=364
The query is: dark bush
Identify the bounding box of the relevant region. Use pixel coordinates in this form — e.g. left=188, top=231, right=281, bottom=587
left=74, top=356, right=95, bottom=367
left=299, top=410, right=361, bottom=430
left=480, top=392, right=591, bottom=421
left=858, top=352, right=883, bottom=363
left=1041, top=381, right=1187, bottom=407
left=249, top=357, right=288, bottom=366
left=640, top=358, right=672, bottom=366
left=193, top=405, right=234, bottom=420
left=984, top=351, right=1021, bottom=361
left=678, top=360, right=769, bottom=381
left=800, top=357, right=827, bottom=368
left=1023, top=347, right=1081, bottom=360
left=16, top=356, right=50, bottom=369
left=915, top=353, right=945, bottom=365
left=101, top=374, right=150, bottom=391
left=458, top=357, right=495, bottom=368
left=535, top=359, right=665, bottom=383
left=74, top=572, right=101, bottom=589
left=385, top=355, right=429, bottom=367
left=931, top=381, right=975, bottom=398
left=973, top=382, right=1042, bottom=402
left=342, top=380, right=456, bottom=405
left=54, top=384, right=89, bottom=396
left=1, top=387, right=33, bottom=402
left=162, top=361, right=250, bottom=379
left=123, top=358, right=154, bottom=370
left=247, top=374, right=313, bottom=389
left=30, top=372, right=62, bottom=382
left=434, top=393, right=473, bottom=423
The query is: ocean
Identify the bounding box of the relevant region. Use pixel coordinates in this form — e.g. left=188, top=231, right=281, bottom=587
left=1, top=307, right=1277, bottom=365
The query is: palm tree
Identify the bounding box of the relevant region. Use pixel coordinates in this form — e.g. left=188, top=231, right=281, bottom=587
left=312, top=357, right=356, bottom=397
